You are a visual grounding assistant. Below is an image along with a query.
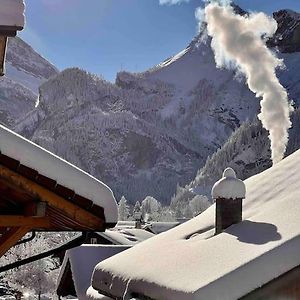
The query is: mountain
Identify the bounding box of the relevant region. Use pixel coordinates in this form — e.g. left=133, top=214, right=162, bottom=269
left=172, top=8, right=300, bottom=205
left=0, top=37, right=58, bottom=128
left=267, top=9, right=300, bottom=53
left=3, top=8, right=300, bottom=204
left=6, top=37, right=58, bottom=94
left=173, top=108, right=300, bottom=206
left=22, top=32, right=263, bottom=204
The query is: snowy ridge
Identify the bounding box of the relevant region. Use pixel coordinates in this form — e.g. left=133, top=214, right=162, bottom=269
left=0, top=37, right=58, bottom=135
left=90, top=149, right=300, bottom=299
left=267, top=9, right=300, bottom=53
left=6, top=37, right=58, bottom=94
left=0, top=76, right=37, bottom=128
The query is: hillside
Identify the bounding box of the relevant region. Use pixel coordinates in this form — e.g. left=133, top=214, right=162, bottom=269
left=2, top=8, right=300, bottom=204
left=0, top=37, right=58, bottom=128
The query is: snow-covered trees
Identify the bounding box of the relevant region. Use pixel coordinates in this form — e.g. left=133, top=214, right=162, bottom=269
left=133, top=201, right=142, bottom=219
left=141, top=196, right=161, bottom=221
left=0, top=232, right=67, bottom=299
left=189, top=195, right=211, bottom=216
left=118, top=196, right=130, bottom=221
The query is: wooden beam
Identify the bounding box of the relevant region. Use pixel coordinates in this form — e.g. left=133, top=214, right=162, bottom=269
left=0, top=227, right=30, bottom=258
left=0, top=216, right=51, bottom=228
left=0, top=166, right=104, bottom=230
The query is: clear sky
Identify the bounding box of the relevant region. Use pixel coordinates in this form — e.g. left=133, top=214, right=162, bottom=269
left=20, top=0, right=300, bottom=82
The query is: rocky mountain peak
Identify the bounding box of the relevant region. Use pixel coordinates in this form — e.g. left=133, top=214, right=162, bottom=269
left=5, top=37, right=59, bottom=93
left=267, top=9, right=300, bottom=53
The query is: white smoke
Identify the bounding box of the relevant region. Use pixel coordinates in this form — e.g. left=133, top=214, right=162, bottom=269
left=159, top=0, right=190, bottom=5
left=205, top=3, right=293, bottom=164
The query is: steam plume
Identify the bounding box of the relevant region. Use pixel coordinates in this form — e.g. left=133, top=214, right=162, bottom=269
left=204, top=3, right=293, bottom=164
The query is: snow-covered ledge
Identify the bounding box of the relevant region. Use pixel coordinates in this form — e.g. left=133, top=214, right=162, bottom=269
left=212, top=168, right=246, bottom=234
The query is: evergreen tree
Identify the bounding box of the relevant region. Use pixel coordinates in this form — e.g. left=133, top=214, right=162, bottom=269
left=118, top=196, right=130, bottom=221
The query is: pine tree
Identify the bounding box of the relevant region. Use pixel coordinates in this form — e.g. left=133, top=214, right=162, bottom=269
left=118, top=196, right=130, bottom=221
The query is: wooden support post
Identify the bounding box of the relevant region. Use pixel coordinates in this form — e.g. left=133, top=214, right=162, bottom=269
left=0, top=227, right=31, bottom=258
left=0, top=216, right=51, bottom=228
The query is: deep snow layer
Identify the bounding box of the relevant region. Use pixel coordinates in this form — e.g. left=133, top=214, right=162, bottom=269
left=90, top=148, right=300, bottom=299
left=0, top=125, right=118, bottom=223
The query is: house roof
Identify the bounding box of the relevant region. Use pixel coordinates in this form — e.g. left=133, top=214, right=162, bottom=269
left=0, top=125, right=118, bottom=225
left=89, top=149, right=300, bottom=300
left=57, top=245, right=130, bottom=300
left=142, top=222, right=180, bottom=234
left=98, top=228, right=154, bottom=246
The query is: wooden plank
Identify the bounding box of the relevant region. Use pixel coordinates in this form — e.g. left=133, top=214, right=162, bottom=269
left=0, top=227, right=30, bottom=258
left=73, top=194, right=93, bottom=210
left=36, top=174, right=57, bottom=190
left=0, top=154, right=20, bottom=171
left=90, top=204, right=105, bottom=219
left=0, top=166, right=105, bottom=231
left=18, top=164, right=38, bottom=181
left=0, top=216, right=51, bottom=228
left=55, top=184, right=75, bottom=200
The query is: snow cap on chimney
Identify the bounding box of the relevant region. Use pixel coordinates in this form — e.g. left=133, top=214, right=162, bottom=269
left=212, top=167, right=246, bottom=200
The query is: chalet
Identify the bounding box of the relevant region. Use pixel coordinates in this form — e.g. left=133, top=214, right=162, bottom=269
left=86, top=149, right=300, bottom=300
left=0, top=124, right=118, bottom=258
left=57, top=228, right=154, bottom=299
left=0, top=0, right=119, bottom=260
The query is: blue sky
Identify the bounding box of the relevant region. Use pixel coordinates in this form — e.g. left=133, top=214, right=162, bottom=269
left=20, top=0, right=300, bottom=82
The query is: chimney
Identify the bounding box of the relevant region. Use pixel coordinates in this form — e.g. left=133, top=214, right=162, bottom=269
left=212, top=168, right=246, bottom=235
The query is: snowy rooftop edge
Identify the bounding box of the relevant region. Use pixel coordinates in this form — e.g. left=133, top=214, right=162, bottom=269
left=0, top=125, right=118, bottom=223
left=58, top=245, right=130, bottom=300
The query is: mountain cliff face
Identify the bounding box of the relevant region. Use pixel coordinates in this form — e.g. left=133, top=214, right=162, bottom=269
left=0, top=37, right=58, bottom=128
left=6, top=37, right=58, bottom=93
left=2, top=9, right=300, bottom=204
left=267, top=9, right=300, bottom=53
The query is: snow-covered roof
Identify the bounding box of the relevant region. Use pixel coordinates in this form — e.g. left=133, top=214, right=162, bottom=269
left=58, top=245, right=130, bottom=300
left=99, top=228, right=154, bottom=246
left=143, top=222, right=180, bottom=234
left=86, top=288, right=113, bottom=300
left=0, top=125, right=118, bottom=223
left=89, top=149, right=300, bottom=300
left=115, top=221, right=181, bottom=235
left=0, top=0, right=25, bottom=29
left=211, top=167, right=246, bottom=199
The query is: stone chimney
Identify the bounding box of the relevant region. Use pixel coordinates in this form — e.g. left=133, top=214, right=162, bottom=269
left=212, top=168, right=246, bottom=235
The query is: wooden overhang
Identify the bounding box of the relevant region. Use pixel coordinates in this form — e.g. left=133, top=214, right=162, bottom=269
left=0, top=152, right=109, bottom=258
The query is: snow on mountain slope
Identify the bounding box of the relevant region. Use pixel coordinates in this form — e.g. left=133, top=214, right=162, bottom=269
left=0, top=37, right=58, bottom=130
left=5, top=37, right=58, bottom=93
left=12, top=8, right=300, bottom=204
left=176, top=108, right=300, bottom=205
left=0, top=77, right=37, bottom=127
left=27, top=68, right=201, bottom=203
